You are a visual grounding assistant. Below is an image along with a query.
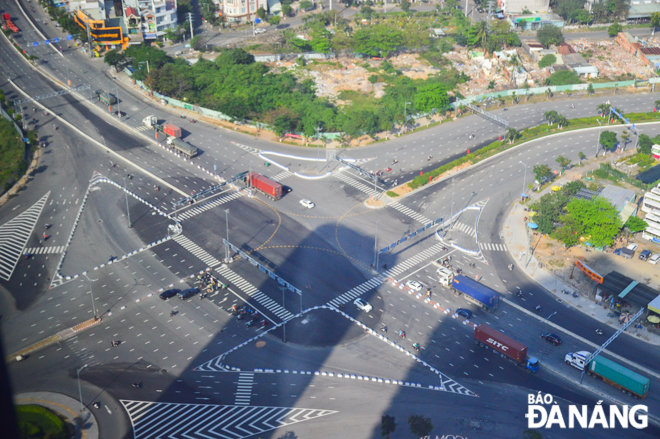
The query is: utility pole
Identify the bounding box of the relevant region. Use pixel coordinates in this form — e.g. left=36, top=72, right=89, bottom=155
left=448, top=178, right=455, bottom=234
left=187, top=12, right=194, bottom=40
left=281, top=287, right=286, bottom=343
left=123, top=177, right=132, bottom=228
left=596, top=120, right=602, bottom=157
left=85, top=18, right=93, bottom=58
left=115, top=87, right=120, bottom=118
left=315, top=126, right=321, bottom=172
left=519, top=161, right=527, bottom=202
left=82, top=273, right=98, bottom=319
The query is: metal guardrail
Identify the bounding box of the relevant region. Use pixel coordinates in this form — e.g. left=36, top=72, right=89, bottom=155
left=465, top=103, right=509, bottom=128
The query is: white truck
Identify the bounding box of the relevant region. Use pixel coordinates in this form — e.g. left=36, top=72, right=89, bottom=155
left=436, top=266, right=454, bottom=286
left=565, top=351, right=591, bottom=370
left=142, top=115, right=157, bottom=128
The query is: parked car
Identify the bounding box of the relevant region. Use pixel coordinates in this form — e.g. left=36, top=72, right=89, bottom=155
left=254, top=28, right=267, bottom=34
left=353, top=298, right=373, bottom=312
left=159, top=288, right=180, bottom=300
left=405, top=280, right=423, bottom=291
left=649, top=253, right=660, bottom=265
left=456, top=308, right=473, bottom=319
left=613, top=248, right=622, bottom=256
left=639, top=250, right=652, bottom=261
left=178, top=288, right=200, bottom=299
left=627, top=243, right=639, bottom=252
left=541, top=333, right=562, bottom=346
left=299, top=199, right=315, bottom=209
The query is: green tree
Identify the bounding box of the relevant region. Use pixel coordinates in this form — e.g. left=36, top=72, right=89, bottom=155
left=587, top=83, right=594, bottom=95
left=599, top=130, right=618, bottom=151
left=538, top=54, right=556, bottom=68
left=608, top=22, right=623, bottom=37
left=545, top=70, right=581, bottom=86
left=597, top=103, right=611, bottom=116
left=560, top=197, right=622, bottom=247
left=400, top=0, right=412, bottom=12
left=408, top=414, right=433, bottom=438
left=651, top=12, right=660, bottom=33
left=282, top=3, right=293, bottom=16
left=556, top=155, right=572, bottom=170
left=638, top=133, right=653, bottom=155
left=625, top=216, right=648, bottom=233
left=544, top=110, right=559, bottom=125
left=578, top=151, right=587, bottom=164
left=487, top=80, right=495, bottom=90
left=533, top=164, right=553, bottom=183
left=269, top=15, right=281, bottom=25
left=256, top=6, right=267, bottom=20
left=361, top=5, right=374, bottom=18
left=506, top=127, right=521, bottom=144
left=353, top=25, right=403, bottom=57
left=414, top=82, right=449, bottom=113
left=556, top=115, right=569, bottom=128
left=104, top=49, right=126, bottom=68
left=380, top=415, right=397, bottom=438
left=537, top=25, right=564, bottom=48
left=273, top=114, right=295, bottom=137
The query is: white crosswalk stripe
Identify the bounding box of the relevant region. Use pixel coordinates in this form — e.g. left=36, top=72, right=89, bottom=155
left=388, top=202, right=431, bottom=224
left=479, top=242, right=507, bottom=252
left=235, top=372, right=255, bottom=405
left=63, top=336, right=101, bottom=367
left=327, top=243, right=445, bottom=307
left=134, top=125, right=151, bottom=132
left=176, top=192, right=243, bottom=221
left=121, top=400, right=337, bottom=439
left=172, top=235, right=223, bottom=268
left=270, top=170, right=294, bottom=181
left=0, top=192, right=50, bottom=280
left=451, top=221, right=476, bottom=237
left=333, top=172, right=380, bottom=197
left=216, top=265, right=294, bottom=321
left=24, top=246, right=65, bottom=255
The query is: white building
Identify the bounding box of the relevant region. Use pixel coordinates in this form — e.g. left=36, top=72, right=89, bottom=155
left=218, top=0, right=269, bottom=24
left=123, top=0, right=178, bottom=40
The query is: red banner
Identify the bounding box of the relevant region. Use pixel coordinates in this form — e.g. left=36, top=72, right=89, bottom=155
left=575, top=259, right=603, bottom=284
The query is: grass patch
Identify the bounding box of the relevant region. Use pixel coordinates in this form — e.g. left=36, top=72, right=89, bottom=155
left=0, top=116, right=28, bottom=194
left=386, top=190, right=399, bottom=197
left=16, top=404, right=69, bottom=439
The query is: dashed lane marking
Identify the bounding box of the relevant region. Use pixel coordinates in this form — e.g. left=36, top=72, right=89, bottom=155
left=0, top=191, right=50, bottom=280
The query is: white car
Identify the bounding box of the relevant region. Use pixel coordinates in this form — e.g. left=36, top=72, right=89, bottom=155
left=254, top=28, right=267, bottom=34
left=405, top=280, right=423, bottom=291
left=626, top=243, right=639, bottom=252
left=353, top=298, right=373, bottom=313
left=300, top=199, right=315, bottom=209
left=650, top=254, right=660, bottom=265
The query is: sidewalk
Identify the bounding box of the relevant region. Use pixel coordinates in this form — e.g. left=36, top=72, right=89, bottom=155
left=15, top=392, right=99, bottom=439
left=501, top=162, right=660, bottom=346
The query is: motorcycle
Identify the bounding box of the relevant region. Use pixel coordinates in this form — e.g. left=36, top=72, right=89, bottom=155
left=385, top=167, right=392, bottom=172
left=595, top=329, right=603, bottom=335
left=247, top=319, right=255, bottom=327
left=508, top=264, right=514, bottom=271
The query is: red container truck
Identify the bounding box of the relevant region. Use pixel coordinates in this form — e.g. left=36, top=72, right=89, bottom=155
left=2, top=13, right=19, bottom=33
left=162, top=123, right=182, bottom=138
left=474, top=324, right=539, bottom=372
left=244, top=172, right=283, bottom=200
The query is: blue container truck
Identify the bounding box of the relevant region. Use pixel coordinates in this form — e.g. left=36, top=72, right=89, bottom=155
left=450, top=275, right=499, bottom=311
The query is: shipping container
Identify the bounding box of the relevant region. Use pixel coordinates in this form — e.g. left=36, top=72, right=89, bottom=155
left=451, top=275, right=499, bottom=311
left=99, top=93, right=117, bottom=105
left=162, top=124, right=182, bottom=138
left=245, top=172, right=283, bottom=200
left=474, top=324, right=527, bottom=364
left=588, top=355, right=650, bottom=399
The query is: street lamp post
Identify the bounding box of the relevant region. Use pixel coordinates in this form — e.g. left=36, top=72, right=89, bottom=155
left=596, top=120, right=602, bottom=157
left=282, top=287, right=286, bottom=343
left=114, top=87, right=121, bottom=118
left=404, top=102, right=411, bottom=132
left=224, top=209, right=230, bottom=260
left=315, top=127, right=322, bottom=172
left=519, top=161, right=527, bottom=201
left=123, top=177, right=132, bottom=228
left=82, top=273, right=98, bottom=319
left=77, top=364, right=88, bottom=412
left=372, top=221, right=379, bottom=273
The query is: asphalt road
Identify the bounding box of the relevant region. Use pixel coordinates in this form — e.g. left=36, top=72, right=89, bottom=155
left=2, top=2, right=660, bottom=438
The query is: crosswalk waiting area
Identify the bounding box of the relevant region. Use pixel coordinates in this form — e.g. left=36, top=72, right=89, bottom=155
left=216, top=265, right=294, bottom=321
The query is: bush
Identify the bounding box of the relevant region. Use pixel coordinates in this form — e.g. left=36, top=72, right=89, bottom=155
left=538, top=54, right=556, bottom=68
left=16, top=405, right=68, bottom=439
left=545, top=70, right=581, bottom=86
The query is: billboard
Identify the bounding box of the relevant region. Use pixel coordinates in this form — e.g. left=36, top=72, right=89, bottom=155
left=74, top=10, right=125, bottom=45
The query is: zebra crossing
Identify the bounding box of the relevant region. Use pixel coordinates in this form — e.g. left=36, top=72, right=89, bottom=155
left=172, top=235, right=223, bottom=268
left=333, top=172, right=379, bottom=197
left=479, top=242, right=508, bottom=252
left=328, top=243, right=446, bottom=307
left=175, top=192, right=243, bottom=221
left=0, top=192, right=50, bottom=280
left=121, top=400, right=337, bottom=439
left=24, top=246, right=65, bottom=255
left=235, top=373, right=255, bottom=405
left=216, top=265, right=294, bottom=321
left=388, top=202, right=431, bottom=224
left=134, top=125, right=152, bottom=132
left=270, top=170, right=294, bottom=181
left=63, top=336, right=101, bottom=367
left=449, top=221, right=477, bottom=237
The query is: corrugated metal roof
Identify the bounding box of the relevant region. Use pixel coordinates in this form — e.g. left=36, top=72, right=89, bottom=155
left=574, top=188, right=600, bottom=201
left=629, top=3, right=660, bottom=18
left=641, top=47, right=660, bottom=55
left=599, top=185, right=637, bottom=211
left=601, top=271, right=659, bottom=308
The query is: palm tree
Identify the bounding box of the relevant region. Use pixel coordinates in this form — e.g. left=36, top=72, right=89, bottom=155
left=597, top=103, right=611, bottom=116
left=545, top=88, right=552, bottom=101
left=557, top=116, right=569, bottom=129
left=544, top=110, right=559, bottom=125
left=506, top=128, right=520, bottom=144
left=474, top=20, right=489, bottom=47
left=511, top=91, right=517, bottom=105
